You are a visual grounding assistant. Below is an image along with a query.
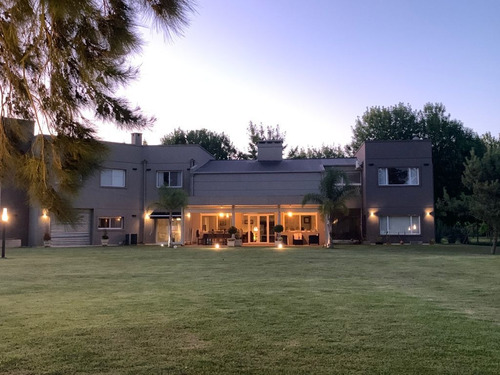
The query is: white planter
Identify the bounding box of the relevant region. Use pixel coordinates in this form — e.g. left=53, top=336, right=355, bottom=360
left=101, top=238, right=109, bottom=246
left=227, top=239, right=242, bottom=247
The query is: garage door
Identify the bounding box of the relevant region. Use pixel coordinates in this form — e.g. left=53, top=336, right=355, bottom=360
left=50, top=209, right=92, bottom=246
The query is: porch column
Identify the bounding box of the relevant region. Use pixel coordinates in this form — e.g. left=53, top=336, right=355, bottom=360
left=277, top=204, right=281, bottom=224
left=231, top=205, right=236, bottom=226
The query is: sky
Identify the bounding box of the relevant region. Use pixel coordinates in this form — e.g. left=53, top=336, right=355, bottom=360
left=97, top=0, right=500, bottom=152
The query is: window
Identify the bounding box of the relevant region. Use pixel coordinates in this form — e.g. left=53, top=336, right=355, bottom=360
left=379, top=216, right=420, bottom=235
left=156, top=171, right=182, bottom=187
left=98, top=216, right=124, bottom=229
left=378, top=167, right=419, bottom=186
left=283, top=213, right=317, bottom=231
left=100, top=169, right=125, bottom=187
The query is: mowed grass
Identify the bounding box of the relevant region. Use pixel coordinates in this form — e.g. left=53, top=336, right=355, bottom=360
left=0, top=245, right=499, bottom=374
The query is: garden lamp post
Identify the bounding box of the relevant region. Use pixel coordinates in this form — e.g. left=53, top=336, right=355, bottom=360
left=1, top=208, right=8, bottom=258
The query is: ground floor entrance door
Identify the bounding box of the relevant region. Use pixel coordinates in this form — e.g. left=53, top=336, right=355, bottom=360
left=243, top=214, right=276, bottom=244
left=156, top=218, right=182, bottom=244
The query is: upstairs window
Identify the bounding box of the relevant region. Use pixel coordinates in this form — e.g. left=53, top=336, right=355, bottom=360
left=156, top=171, right=182, bottom=188
left=100, top=169, right=125, bottom=187
left=378, top=167, right=419, bottom=186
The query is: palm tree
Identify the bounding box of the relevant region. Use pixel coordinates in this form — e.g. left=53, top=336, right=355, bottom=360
left=302, top=169, right=358, bottom=248
left=151, top=186, right=189, bottom=248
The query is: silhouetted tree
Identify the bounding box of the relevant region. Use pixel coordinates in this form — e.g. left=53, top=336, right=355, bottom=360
left=0, top=0, right=194, bottom=220
left=161, top=128, right=238, bottom=160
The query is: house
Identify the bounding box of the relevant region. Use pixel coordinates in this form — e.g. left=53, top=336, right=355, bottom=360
left=1, top=130, right=435, bottom=247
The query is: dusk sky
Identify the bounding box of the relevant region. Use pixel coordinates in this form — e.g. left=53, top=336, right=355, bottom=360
left=99, top=0, right=500, bottom=151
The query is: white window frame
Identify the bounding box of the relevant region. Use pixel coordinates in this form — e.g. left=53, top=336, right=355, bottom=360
left=156, top=171, right=182, bottom=188
left=378, top=167, right=419, bottom=186
left=98, top=216, right=124, bottom=230
left=379, top=216, right=421, bottom=235
left=100, top=169, right=126, bottom=188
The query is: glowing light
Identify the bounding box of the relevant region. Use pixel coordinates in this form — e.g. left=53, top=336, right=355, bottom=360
left=287, top=211, right=293, bottom=217
left=42, top=209, right=48, bottom=219
left=370, top=211, right=375, bottom=217
left=253, top=226, right=259, bottom=232
left=277, top=243, right=283, bottom=249
left=1, top=208, right=7, bottom=222
left=186, top=212, right=191, bottom=218
left=215, top=243, right=220, bottom=249
left=413, top=224, right=417, bottom=230
left=219, top=213, right=224, bottom=217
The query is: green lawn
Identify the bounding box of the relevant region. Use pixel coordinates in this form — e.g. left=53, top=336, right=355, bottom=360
left=1, top=245, right=499, bottom=374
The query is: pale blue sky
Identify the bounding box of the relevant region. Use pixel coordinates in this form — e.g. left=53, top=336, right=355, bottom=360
left=100, top=0, right=500, bottom=151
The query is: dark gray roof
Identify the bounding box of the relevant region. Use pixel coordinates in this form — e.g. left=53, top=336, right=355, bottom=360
left=193, top=158, right=357, bottom=174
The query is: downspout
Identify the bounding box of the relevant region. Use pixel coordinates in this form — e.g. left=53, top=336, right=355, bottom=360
left=141, top=159, right=148, bottom=243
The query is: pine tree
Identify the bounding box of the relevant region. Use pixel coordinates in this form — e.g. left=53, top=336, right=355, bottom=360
left=0, top=0, right=194, bottom=220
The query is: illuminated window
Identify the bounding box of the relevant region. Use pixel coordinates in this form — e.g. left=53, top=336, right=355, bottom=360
left=100, top=169, right=125, bottom=187
left=284, top=214, right=317, bottom=231
left=98, top=216, right=124, bottom=229
left=378, top=168, right=419, bottom=186
left=379, top=216, right=420, bottom=235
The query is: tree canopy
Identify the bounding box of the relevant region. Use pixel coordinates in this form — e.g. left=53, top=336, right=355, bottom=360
left=161, top=128, right=238, bottom=160
left=288, top=144, right=347, bottom=159
left=462, top=136, right=500, bottom=254
left=0, top=0, right=194, bottom=219
left=241, top=121, right=286, bottom=160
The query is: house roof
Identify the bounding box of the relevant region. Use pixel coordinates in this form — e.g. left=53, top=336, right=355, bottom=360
left=192, top=158, right=357, bottom=174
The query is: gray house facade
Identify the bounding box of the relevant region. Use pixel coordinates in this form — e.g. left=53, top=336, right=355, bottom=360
left=2, top=132, right=435, bottom=247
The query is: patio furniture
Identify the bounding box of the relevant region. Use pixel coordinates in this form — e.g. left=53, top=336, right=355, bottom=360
left=292, top=233, right=304, bottom=245
left=308, top=234, right=319, bottom=245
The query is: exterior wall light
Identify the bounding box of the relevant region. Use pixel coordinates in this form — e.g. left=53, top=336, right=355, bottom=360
left=42, top=209, right=49, bottom=218
left=2, top=208, right=8, bottom=259
left=287, top=212, right=293, bottom=217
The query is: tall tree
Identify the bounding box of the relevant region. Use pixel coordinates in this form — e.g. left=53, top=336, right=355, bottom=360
left=420, top=103, right=485, bottom=200
left=302, top=169, right=358, bottom=248
left=161, top=128, right=238, bottom=160
left=151, top=186, right=189, bottom=248
left=350, top=103, right=422, bottom=152
left=462, top=136, right=500, bottom=254
left=241, top=121, right=286, bottom=159
left=0, top=0, right=194, bottom=220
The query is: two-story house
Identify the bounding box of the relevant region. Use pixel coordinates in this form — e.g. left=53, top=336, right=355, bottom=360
left=2, top=131, right=435, bottom=247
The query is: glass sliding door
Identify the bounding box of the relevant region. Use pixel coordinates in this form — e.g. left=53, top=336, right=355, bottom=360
left=242, top=214, right=275, bottom=244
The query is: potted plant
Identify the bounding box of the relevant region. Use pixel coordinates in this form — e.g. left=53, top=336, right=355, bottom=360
left=273, top=224, right=284, bottom=247
left=43, top=232, right=51, bottom=247
left=101, top=230, right=109, bottom=246
left=227, top=226, right=238, bottom=247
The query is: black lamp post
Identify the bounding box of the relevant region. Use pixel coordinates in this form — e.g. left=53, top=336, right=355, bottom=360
left=1, top=208, right=8, bottom=259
